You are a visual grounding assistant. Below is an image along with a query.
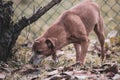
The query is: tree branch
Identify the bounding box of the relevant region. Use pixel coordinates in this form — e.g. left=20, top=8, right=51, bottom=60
left=13, top=0, right=62, bottom=33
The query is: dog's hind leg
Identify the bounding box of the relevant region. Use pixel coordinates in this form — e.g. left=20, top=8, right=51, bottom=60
left=94, top=15, right=105, bottom=61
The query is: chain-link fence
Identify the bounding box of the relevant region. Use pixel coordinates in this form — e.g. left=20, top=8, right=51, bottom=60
left=12, top=0, right=120, bottom=42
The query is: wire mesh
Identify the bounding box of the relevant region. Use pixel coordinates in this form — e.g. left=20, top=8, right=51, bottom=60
left=12, top=0, right=120, bottom=41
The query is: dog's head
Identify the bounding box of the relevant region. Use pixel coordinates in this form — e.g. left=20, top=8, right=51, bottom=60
left=29, top=37, right=56, bottom=65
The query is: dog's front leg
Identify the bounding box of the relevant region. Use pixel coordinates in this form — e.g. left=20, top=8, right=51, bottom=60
left=79, top=37, right=89, bottom=65
left=52, top=52, right=59, bottom=63
left=74, top=43, right=81, bottom=64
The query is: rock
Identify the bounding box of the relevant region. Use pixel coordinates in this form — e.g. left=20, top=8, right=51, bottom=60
left=107, top=30, right=118, bottom=38
left=0, top=72, right=6, bottom=79
left=112, top=74, right=120, bottom=80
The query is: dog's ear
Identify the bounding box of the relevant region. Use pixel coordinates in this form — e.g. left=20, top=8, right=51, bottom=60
left=45, top=38, right=57, bottom=49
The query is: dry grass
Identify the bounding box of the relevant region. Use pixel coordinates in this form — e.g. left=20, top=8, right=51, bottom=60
left=3, top=41, right=119, bottom=80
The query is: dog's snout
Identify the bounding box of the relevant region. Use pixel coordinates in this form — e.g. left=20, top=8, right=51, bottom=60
left=29, top=53, right=45, bottom=65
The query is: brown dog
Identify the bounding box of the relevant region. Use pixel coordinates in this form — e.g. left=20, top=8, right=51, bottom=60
left=30, top=0, right=105, bottom=65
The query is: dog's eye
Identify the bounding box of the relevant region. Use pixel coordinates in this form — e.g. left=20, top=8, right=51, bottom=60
left=36, top=50, right=42, bottom=54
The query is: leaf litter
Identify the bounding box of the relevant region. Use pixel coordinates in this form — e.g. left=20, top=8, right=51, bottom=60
left=0, top=35, right=120, bottom=80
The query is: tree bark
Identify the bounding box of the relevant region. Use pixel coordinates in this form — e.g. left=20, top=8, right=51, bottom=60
left=0, top=0, right=62, bottom=61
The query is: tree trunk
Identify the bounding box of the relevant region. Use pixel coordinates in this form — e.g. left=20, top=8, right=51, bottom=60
left=0, top=0, right=62, bottom=61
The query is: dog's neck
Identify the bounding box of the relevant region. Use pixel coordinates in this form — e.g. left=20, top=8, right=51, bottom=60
left=43, top=22, right=69, bottom=51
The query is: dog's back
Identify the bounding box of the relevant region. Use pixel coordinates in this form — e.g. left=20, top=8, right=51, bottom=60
left=59, top=0, right=100, bottom=35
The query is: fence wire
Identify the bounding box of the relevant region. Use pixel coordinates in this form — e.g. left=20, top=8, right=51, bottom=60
left=12, top=0, right=120, bottom=41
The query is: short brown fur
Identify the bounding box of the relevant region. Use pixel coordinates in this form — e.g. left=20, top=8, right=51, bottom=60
left=30, top=0, right=105, bottom=65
